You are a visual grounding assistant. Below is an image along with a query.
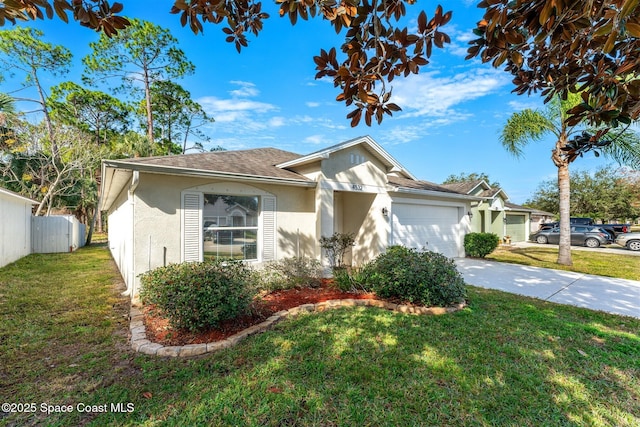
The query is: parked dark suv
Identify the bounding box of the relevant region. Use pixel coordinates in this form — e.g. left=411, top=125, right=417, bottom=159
left=529, top=225, right=613, bottom=248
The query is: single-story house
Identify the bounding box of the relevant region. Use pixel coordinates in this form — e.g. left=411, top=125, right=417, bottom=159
left=0, top=187, right=37, bottom=268
left=100, top=136, right=479, bottom=299
left=528, top=208, right=556, bottom=233
left=440, top=179, right=535, bottom=242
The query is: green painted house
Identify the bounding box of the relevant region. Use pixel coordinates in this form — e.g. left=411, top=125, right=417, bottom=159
left=441, top=180, right=535, bottom=243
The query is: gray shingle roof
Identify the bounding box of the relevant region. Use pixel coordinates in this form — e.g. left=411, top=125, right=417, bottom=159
left=440, top=180, right=485, bottom=194
left=114, top=148, right=308, bottom=181
left=388, top=176, right=464, bottom=194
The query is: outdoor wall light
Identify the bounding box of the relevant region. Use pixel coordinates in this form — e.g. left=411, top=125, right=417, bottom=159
left=382, top=207, right=389, bottom=217
left=467, top=211, right=473, bottom=219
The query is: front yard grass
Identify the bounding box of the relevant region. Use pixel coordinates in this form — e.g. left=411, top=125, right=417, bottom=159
left=1, top=245, right=639, bottom=426
left=486, top=246, right=640, bottom=281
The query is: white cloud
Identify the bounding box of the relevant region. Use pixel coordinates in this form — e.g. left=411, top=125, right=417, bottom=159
left=304, top=134, right=325, bottom=144
left=228, top=80, right=259, bottom=97
left=197, top=97, right=278, bottom=124
left=306, top=101, right=320, bottom=108
left=268, top=116, right=285, bottom=127
left=391, top=68, right=509, bottom=118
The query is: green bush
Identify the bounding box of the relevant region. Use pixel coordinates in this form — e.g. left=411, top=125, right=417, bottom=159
left=464, top=232, right=500, bottom=258
left=320, top=232, right=356, bottom=268
left=366, top=246, right=466, bottom=306
left=259, top=257, right=323, bottom=291
left=140, top=260, right=258, bottom=332
left=332, top=266, right=372, bottom=293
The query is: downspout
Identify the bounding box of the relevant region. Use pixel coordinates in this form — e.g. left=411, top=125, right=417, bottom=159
left=123, top=171, right=140, bottom=297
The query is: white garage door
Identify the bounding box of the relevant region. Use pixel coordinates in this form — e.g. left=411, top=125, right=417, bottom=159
left=391, top=203, right=462, bottom=258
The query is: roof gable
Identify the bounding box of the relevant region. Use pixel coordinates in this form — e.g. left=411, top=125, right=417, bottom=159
left=441, top=179, right=510, bottom=200
left=276, top=135, right=416, bottom=180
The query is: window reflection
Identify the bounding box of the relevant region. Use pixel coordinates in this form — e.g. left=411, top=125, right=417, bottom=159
left=203, top=195, right=259, bottom=260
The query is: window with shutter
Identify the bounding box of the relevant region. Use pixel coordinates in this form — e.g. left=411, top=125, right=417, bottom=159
left=182, top=185, right=276, bottom=262
left=182, top=192, right=203, bottom=262
left=262, top=195, right=276, bottom=261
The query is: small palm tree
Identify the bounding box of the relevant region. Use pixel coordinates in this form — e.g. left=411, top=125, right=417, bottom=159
left=0, top=93, right=16, bottom=148
left=0, top=92, right=15, bottom=123
left=501, top=94, right=640, bottom=265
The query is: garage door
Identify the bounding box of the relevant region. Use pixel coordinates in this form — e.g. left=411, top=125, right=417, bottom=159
left=505, top=214, right=526, bottom=242
left=391, top=203, right=461, bottom=258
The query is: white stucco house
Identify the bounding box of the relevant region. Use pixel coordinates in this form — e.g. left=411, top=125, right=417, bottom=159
left=100, top=136, right=478, bottom=299
left=0, top=187, right=37, bottom=268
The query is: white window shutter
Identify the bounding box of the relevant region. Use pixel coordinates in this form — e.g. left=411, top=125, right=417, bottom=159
left=262, top=196, right=276, bottom=261
left=182, top=192, right=203, bottom=262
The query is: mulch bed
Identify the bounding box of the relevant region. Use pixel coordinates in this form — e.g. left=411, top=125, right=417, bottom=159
left=142, top=284, right=377, bottom=346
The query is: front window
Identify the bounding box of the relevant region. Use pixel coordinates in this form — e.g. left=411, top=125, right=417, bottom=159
left=203, top=194, right=259, bottom=260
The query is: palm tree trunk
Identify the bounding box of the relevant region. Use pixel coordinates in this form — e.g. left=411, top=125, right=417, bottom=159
left=550, top=132, right=573, bottom=266
left=556, top=157, right=572, bottom=265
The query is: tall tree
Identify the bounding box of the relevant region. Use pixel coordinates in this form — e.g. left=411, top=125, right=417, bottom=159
left=0, top=1, right=453, bottom=126
left=0, top=27, right=72, bottom=159
left=146, top=81, right=213, bottom=154
left=48, top=82, right=131, bottom=240
left=48, top=81, right=132, bottom=145
left=82, top=19, right=195, bottom=147
left=526, top=167, right=640, bottom=222
left=501, top=94, right=640, bottom=265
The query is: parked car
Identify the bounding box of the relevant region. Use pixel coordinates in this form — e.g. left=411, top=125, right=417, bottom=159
left=614, top=232, right=640, bottom=251
left=529, top=225, right=613, bottom=248
left=540, top=217, right=632, bottom=237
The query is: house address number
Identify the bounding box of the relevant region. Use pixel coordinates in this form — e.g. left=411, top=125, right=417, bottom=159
left=351, top=184, right=363, bottom=191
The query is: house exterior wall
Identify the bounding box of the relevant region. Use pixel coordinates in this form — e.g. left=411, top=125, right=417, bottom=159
left=107, top=184, right=135, bottom=294
left=107, top=173, right=318, bottom=298
left=0, top=191, right=32, bottom=268
left=315, top=146, right=392, bottom=266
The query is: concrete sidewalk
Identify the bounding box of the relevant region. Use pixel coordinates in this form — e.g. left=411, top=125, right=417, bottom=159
left=455, top=258, right=640, bottom=319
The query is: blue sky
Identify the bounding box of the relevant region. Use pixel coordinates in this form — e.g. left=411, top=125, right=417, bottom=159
left=5, top=0, right=620, bottom=203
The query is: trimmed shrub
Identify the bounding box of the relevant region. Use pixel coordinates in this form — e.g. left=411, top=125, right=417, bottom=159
left=464, top=232, right=500, bottom=258
left=366, top=246, right=466, bottom=307
left=140, top=260, right=258, bottom=332
left=259, top=257, right=323, bottom=291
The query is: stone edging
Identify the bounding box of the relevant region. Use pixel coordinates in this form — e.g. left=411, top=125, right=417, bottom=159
left=129, top=299, right=467, bottom=358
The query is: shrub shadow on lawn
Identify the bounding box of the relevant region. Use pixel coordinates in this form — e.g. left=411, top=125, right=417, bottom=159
left=123, top=288, right=640, bottom=426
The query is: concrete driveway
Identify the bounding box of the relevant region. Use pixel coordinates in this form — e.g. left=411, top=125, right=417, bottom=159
left=455, top=258, right=640, bottom=319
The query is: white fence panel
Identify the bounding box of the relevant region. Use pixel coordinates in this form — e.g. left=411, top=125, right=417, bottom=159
left=31, top=215, right=86, bottom=254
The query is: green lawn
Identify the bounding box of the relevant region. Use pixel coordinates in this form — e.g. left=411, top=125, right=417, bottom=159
left=487, top=246, right=640, bottom=281
left=1, top=245, right=639, bottom=426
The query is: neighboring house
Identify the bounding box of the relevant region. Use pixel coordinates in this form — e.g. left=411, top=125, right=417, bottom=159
left=100, top=135, right=478, bottom=299
left=0, top=187, right=37, bottom=268
left=441, top=180, right=534, bottom=242
left=528, top=208, right=556, bottom=233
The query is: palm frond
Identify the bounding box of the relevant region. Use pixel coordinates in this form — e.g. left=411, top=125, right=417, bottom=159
left=500, top=109, right=554, bottom=157
left=0, top=93, right=15, bottom=113
left=598, top=127, right=640, bottom=169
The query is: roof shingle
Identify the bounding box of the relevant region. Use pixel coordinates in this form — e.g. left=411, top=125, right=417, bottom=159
left=115, top=148, right=308, bottom=181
